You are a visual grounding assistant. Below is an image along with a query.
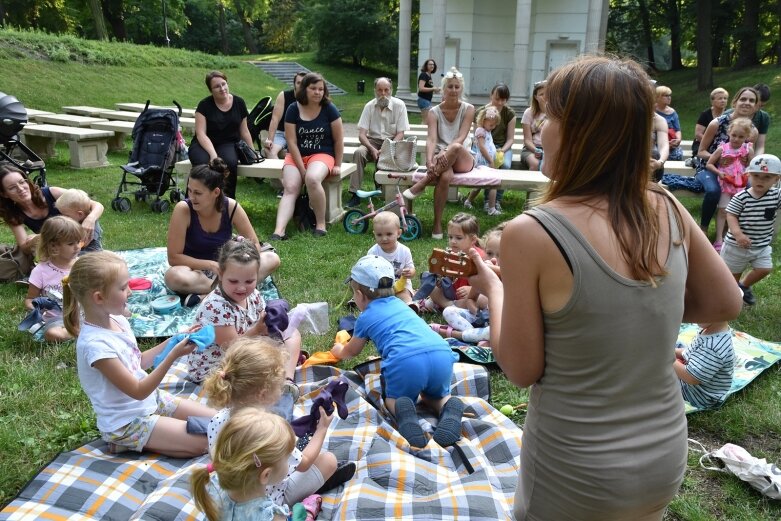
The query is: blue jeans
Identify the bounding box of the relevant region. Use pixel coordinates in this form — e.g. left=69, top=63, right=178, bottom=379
left=695, top=168, right=721, bottom=229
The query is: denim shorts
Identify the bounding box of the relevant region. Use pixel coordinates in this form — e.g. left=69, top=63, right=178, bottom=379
left=273, top=130, right=287, bottom=148
left=417, top=97, right=432, bottom=110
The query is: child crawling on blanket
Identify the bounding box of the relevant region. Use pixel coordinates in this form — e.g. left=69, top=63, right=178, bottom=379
left=332, top=255, right=464, bottom=448
left=673, top=322, right=735, bottom=409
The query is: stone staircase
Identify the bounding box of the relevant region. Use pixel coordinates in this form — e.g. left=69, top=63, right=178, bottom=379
left=248, top=61, right=347, bottom=95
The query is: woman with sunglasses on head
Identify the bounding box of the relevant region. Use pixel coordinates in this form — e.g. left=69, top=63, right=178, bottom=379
left=404, top=67, right=475, bottom=239
left=189, top=70, right=254, bottom=199
left=520, top=81, right=547, bottom=171
left=0, top=163, right=103, bottom=260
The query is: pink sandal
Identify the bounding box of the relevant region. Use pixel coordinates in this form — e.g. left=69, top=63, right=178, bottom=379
left=430, top=323, right=454, bottom=338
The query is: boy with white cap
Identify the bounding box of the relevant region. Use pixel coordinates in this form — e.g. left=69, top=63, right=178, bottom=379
left=331, top=255, right=463, bottom=448
left=721, top=153, right=781, bottom=305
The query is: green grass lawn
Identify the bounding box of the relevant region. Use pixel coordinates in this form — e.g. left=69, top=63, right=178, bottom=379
left=1, top=32, right=781, bottom=519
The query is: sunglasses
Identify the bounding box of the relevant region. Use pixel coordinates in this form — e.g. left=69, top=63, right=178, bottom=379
left=444, top=71, right=463, bottom=79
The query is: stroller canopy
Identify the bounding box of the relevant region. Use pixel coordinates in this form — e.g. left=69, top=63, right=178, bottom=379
left=0, top=92, right=28, bottom=144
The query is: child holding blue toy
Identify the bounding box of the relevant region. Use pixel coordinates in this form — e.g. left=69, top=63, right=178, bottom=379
left=332, top=255, right=464, bottom=448
left=63, top=251, right=216, bottom=457
left=188, top=239, right=302, bottom=386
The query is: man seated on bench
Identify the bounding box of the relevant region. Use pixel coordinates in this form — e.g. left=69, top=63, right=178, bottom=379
left=347, top=77, right=410, bottom=208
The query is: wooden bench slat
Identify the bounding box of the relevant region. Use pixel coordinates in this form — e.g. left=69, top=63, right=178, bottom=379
left=174, top=159, right=356, bottom=224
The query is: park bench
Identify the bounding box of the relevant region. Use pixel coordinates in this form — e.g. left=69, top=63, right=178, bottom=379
left=33, top=114, right=108, bottom=128
left=62, top=106, right=111, bottom=117
left=24, top=109, right=55, bottom=121
left=97, top=110, right=140, bottom=123
left=89, top=120, right=135, bottom=151
left=20, top=124, right=113, bottom=168
left=174, top=159, right=356, bottom=224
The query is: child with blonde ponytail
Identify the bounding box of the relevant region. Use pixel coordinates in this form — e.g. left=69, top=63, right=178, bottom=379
left=63, top=251, right=216, bottom=456
left=191, top=407, right=294, bottom=521
left=203, top=336, right=355, bottom=507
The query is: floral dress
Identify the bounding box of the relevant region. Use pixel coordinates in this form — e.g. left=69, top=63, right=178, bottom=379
left=186, top=286, right=265, bottom=383
left=716, top=142, right=750, bottom=195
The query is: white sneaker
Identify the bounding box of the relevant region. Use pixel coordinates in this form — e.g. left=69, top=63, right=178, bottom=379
left=463, top=199, right=474, bottom=209
left=495, top=202, right=503, bottom=213
left=487, top=207, right=503, bottom=216
left=483, top=202, right=489, bottom=212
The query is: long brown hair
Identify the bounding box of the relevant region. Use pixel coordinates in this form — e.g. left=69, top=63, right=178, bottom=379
left=0, top=164, right=47, bottom=226
left=540, top=55, right=680, bottom=284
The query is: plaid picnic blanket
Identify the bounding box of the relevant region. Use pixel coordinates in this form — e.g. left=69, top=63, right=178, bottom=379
left=1, top=359, right=522, bottom=520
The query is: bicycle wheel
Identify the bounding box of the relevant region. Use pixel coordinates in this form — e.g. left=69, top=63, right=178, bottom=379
left=401, top=214, right=422, bottom=241
left=343, top=209, right=369, bottom=234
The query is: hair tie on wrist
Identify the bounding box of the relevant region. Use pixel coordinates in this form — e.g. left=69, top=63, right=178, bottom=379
left=206, top=462, right=215, bottom=474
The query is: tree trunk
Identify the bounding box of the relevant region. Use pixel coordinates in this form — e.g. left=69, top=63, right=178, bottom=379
left=101, top=0, right=127, bottom=41
left=638, top=0, right=656, bottom=70
left=667, top=0, right=683, bottom=70
left=696, top=0, right=713, bottom=90
left=231, top=0, right=259, bottom=53
left=777, top=0, right=781, bottom=65
left=735, top=0, right=760, bottom=68
left=0, top=1, right=5, bottom=27
left=88, top=0, right=109, bottom=40
left=219, top=3, right=229, bottom=54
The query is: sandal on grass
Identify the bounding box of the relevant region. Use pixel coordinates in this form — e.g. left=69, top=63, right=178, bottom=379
left=433, top=397, right=464, bottom=447
left=430, top=323, right=454, bottom=338
left=394, top=396, right=427, bottom=448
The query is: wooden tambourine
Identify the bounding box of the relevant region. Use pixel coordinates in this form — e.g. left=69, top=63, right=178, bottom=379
left=427, top=248, right=477, bottom=278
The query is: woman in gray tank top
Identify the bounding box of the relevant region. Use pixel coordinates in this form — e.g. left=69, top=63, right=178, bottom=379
left=469, top=56, right=742, bottom=521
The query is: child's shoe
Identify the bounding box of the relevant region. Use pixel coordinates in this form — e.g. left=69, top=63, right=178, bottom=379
left=316, top=462, right=357, bottom=493
left=487, top=207, right=503, bottom=216
left=738, top=283, right=756, bottom=306
left=463, top=199, right=474, bottom=209
left=495, top=202, right=503, bottom=213
left=433, top=397, right=464, bottom=447
left=394, top=397, right=427, bottom=448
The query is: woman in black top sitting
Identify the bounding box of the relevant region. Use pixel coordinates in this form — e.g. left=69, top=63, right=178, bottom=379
left=189, top=70, right=254, bottom=199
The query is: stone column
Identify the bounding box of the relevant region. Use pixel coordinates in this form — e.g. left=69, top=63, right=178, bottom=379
left=431, top=0, right=446, bottom=73
left=396, top=0, right=412, bottom=95
left=585, top=0, right=609, bottom=53
left=510, top=0, right=532, bottom=104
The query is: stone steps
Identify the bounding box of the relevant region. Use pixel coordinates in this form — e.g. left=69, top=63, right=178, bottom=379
left=249, top=61, right=347, bottom=95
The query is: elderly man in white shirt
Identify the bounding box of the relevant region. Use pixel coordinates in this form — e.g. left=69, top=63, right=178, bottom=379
left=347, top=77, right=410, bottom=207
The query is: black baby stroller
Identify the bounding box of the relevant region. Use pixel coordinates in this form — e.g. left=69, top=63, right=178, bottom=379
left=111, top=100, right=186, bottom=213
left=0, top=92, right=47, bottom=186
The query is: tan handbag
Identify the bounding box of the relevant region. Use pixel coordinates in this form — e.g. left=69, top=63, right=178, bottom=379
left=377, top=137, right=418, bottom=172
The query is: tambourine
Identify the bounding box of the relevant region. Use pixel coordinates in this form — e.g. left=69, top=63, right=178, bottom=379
left=151, top=295, right=181, bottom=314
left=427, top=248, right=477, bottom=278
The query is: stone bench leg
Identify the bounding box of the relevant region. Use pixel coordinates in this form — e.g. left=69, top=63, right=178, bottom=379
left=107, top=132, right=129, bottom=152
left=21, top=135, right=56, bottom=159
left=68, top=138, right=109, bottom=168
left=324, top=178, right=345, bottom=224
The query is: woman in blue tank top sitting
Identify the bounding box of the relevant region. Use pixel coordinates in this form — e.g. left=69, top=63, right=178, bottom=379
left=0, top=163, right=103, bottom=259
left=165, top=158, right=280, bottom=306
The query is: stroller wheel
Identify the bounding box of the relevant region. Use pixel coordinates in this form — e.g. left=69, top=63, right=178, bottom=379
left=111, top=197, right=131, bottom=213
left=151, top=199, right=170, bottom=213
left=169, top=189, right=184, bottom=203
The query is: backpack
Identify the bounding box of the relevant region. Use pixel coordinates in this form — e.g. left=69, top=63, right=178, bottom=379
left=0, top=244, right=34, bottom=282
left=247, top=96, right=274, bottom=150
left=293, top=190, right=316, bottom=232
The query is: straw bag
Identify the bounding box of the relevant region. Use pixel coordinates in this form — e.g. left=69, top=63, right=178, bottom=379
left=377, top=137, right=418, bottom=172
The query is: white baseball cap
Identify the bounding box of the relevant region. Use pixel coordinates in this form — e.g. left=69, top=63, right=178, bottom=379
left=346, top=255, right=395, bottom=290
left=746, top=154, right=781, bottom=175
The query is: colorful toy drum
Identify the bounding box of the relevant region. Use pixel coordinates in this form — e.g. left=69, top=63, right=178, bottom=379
left=151, top=295, right=181, bottom=314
